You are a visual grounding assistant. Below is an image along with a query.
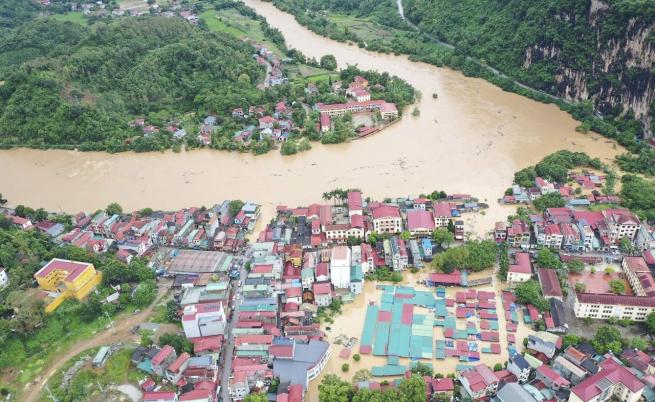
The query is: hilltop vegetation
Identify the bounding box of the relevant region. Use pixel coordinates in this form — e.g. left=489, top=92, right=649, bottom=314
left=273, top=0, right=655, bottom=176
left=0, top=16, right=264, bottom=151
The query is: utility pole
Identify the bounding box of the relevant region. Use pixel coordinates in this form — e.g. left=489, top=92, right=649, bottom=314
left=105, top=311, right=115, bottom=333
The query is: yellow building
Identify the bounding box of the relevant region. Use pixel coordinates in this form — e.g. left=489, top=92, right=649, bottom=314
left=34, top=258, right=103, bottom=313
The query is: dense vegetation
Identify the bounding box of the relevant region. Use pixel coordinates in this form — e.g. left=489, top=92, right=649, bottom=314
left=273, top=0, right=655, bottom=176
left=0, top=16, right=265, bottom=151
left=318, top=373, right=427, bottom=402
left=0, top=215, right=157, bottom=395
left=510, top=150, right=655, bottom=223
left=513, top=150, right=603, bottom=187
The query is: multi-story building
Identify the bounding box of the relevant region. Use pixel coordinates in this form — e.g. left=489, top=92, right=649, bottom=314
left=535, top=223, right=563, bottom=248
left=181, top=303, right=227, bottom=339
left=602, top=208, right=641, bottom=243
left=507, top=253, right=532, bottom=284
left=34, top=258, right=103, bottom=313
left=433, top=203, right=452, bottom=228
left=329, top=246, right=351, bottom=289
left=370, top=205, right=402, bottom=234
left=0, top=267, right=8, bottom=289
left=272, top=339, right=331, bottom=390
left=152, top=345, right=177, bottom=377
left=569, top=356, right=645, bottom=402
left=458, top=364, right=499, bottom=399
left=573, top=293, right=655, bottom=322
left=406, top=209, right=435, bottom=237
left=507, top=354, right=531, bottom=383
left=635, top=224, right=655, bottom=251
left=313, top=281, right=332, bottom=306
left=390, top=237, right=408, bottom=271
left=507, top=220, right=531, bottom=249
left=347, top=191, right=363, bottom=216
left=622, top=256, right=655, bottom=297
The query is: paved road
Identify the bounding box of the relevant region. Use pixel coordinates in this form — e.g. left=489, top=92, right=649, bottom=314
left=219, top=252, right=250, bottom=402
left=22, top=281, right=172, bottom=402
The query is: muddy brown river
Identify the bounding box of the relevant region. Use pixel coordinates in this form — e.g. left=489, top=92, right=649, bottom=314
left=0, top=0, right=620, bottom=233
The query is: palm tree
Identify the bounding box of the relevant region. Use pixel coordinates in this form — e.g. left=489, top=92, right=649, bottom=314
left=322, top=192, right=332, bottom=204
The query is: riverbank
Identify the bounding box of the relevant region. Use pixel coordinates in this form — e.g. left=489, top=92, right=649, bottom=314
left=0, top=0, right=623, bottom=239
left=268, top=0, right=651, bottom=167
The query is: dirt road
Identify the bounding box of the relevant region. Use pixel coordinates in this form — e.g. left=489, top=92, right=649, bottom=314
left=21, top=282, right=172, bottom=402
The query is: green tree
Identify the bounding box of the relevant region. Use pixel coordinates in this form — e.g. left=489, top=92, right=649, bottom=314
left=132, top=280, right=156, bottom=307
left=536, top=248, right=562, bottom=269
left=243, top=393, right=267, bottom=402
left=400, top=231, right=411, bottom=241
left=341, top=363, right=350, bottom=372
left=410, top=361, right=432, bottom=377
left=397, top=375, right=426, bottom=402
left=228, top=200, right=244, bottom=217
left=533, top=193, right=566, bottom=211
left=631, top=337, right=648, bottom=351
left=140, top=330, right=154, bottom=347
left=514, top=280, right=549, bottom=311
left=318, top=374, right=353, bottom=402
left=433, top=228, right=454, bottom=247
left=320, top=54, right=338, bottom=70
left=609, top=279, right=625, bottom=294
left=159, top=333, right=194, bottom=354
left=567, top=260, right=584, bottom=273
left=646, top=312, right=655, bottom=334
left=105, top=202, right=123, bottom=216
left=592, top=326, right=623, bottom=354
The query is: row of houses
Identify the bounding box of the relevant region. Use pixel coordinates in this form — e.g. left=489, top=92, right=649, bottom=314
left=226, top=240, right=333, bottom=401
left=495, top=206, right=651, bottom=252
left=501, top=175, right=619, bottom=207
left=2, top=201, right=260, bottom=263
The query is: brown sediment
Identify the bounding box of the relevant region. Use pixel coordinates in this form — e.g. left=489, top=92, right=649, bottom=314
left=0, top=1, right=622, bottom=233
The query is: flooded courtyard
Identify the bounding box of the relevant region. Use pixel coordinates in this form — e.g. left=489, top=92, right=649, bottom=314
left=307, top=270, right=535, bottom=401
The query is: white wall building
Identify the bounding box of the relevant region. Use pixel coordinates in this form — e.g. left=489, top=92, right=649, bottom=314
left=329, top=246, right=351, bottom=289
left=182, top=303, right=226, bottom=338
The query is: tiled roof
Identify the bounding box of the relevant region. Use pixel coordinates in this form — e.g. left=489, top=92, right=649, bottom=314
left=538, top=268, right=563, bottom=298
left=509, top=253, right=532, bottom=274
left=371, top=205, right=400, bottom=219
left=576, top=292, right=655, bottom=307
left=34, top=258, right=92, bottom=281
left=407, top=210, right=435, bottom=231
left=571, top=356, right=645, bottom=401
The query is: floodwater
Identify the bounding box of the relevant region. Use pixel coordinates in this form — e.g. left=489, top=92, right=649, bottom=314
left=307, top=270, right=535, bottom=401
left=0, top=0, right=622, bottom=235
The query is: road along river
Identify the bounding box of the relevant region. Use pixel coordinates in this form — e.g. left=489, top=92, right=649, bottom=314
left=0, top=0, right=621, bottom=237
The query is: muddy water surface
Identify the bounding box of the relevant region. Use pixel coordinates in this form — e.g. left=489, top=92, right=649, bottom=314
left=308, top=270, right=534, bottom=401
left=0, top=0, right=621, bottom=234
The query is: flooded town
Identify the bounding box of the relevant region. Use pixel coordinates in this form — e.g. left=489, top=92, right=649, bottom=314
left=1, top=1, right=654, bottom=402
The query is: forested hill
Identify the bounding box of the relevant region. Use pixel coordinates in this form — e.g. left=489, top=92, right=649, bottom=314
left=403, top=0, right=655, bottom=134
left=0, top=16, right=264, bottom=151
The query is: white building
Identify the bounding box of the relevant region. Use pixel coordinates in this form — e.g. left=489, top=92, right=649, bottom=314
left=0, top=267, right=8, bottom=288
left=603, top=208, right=641, bottom=243
left=329, top=246, right=351, bottom=289
left=573, top=293, right=655, bottom=322
left=181, top=303, right=226, bottom=338
left=371, top=205, right=402, bottom=234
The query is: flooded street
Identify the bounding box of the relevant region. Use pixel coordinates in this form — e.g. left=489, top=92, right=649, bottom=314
left=0, top=0, right=622, bottom=232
